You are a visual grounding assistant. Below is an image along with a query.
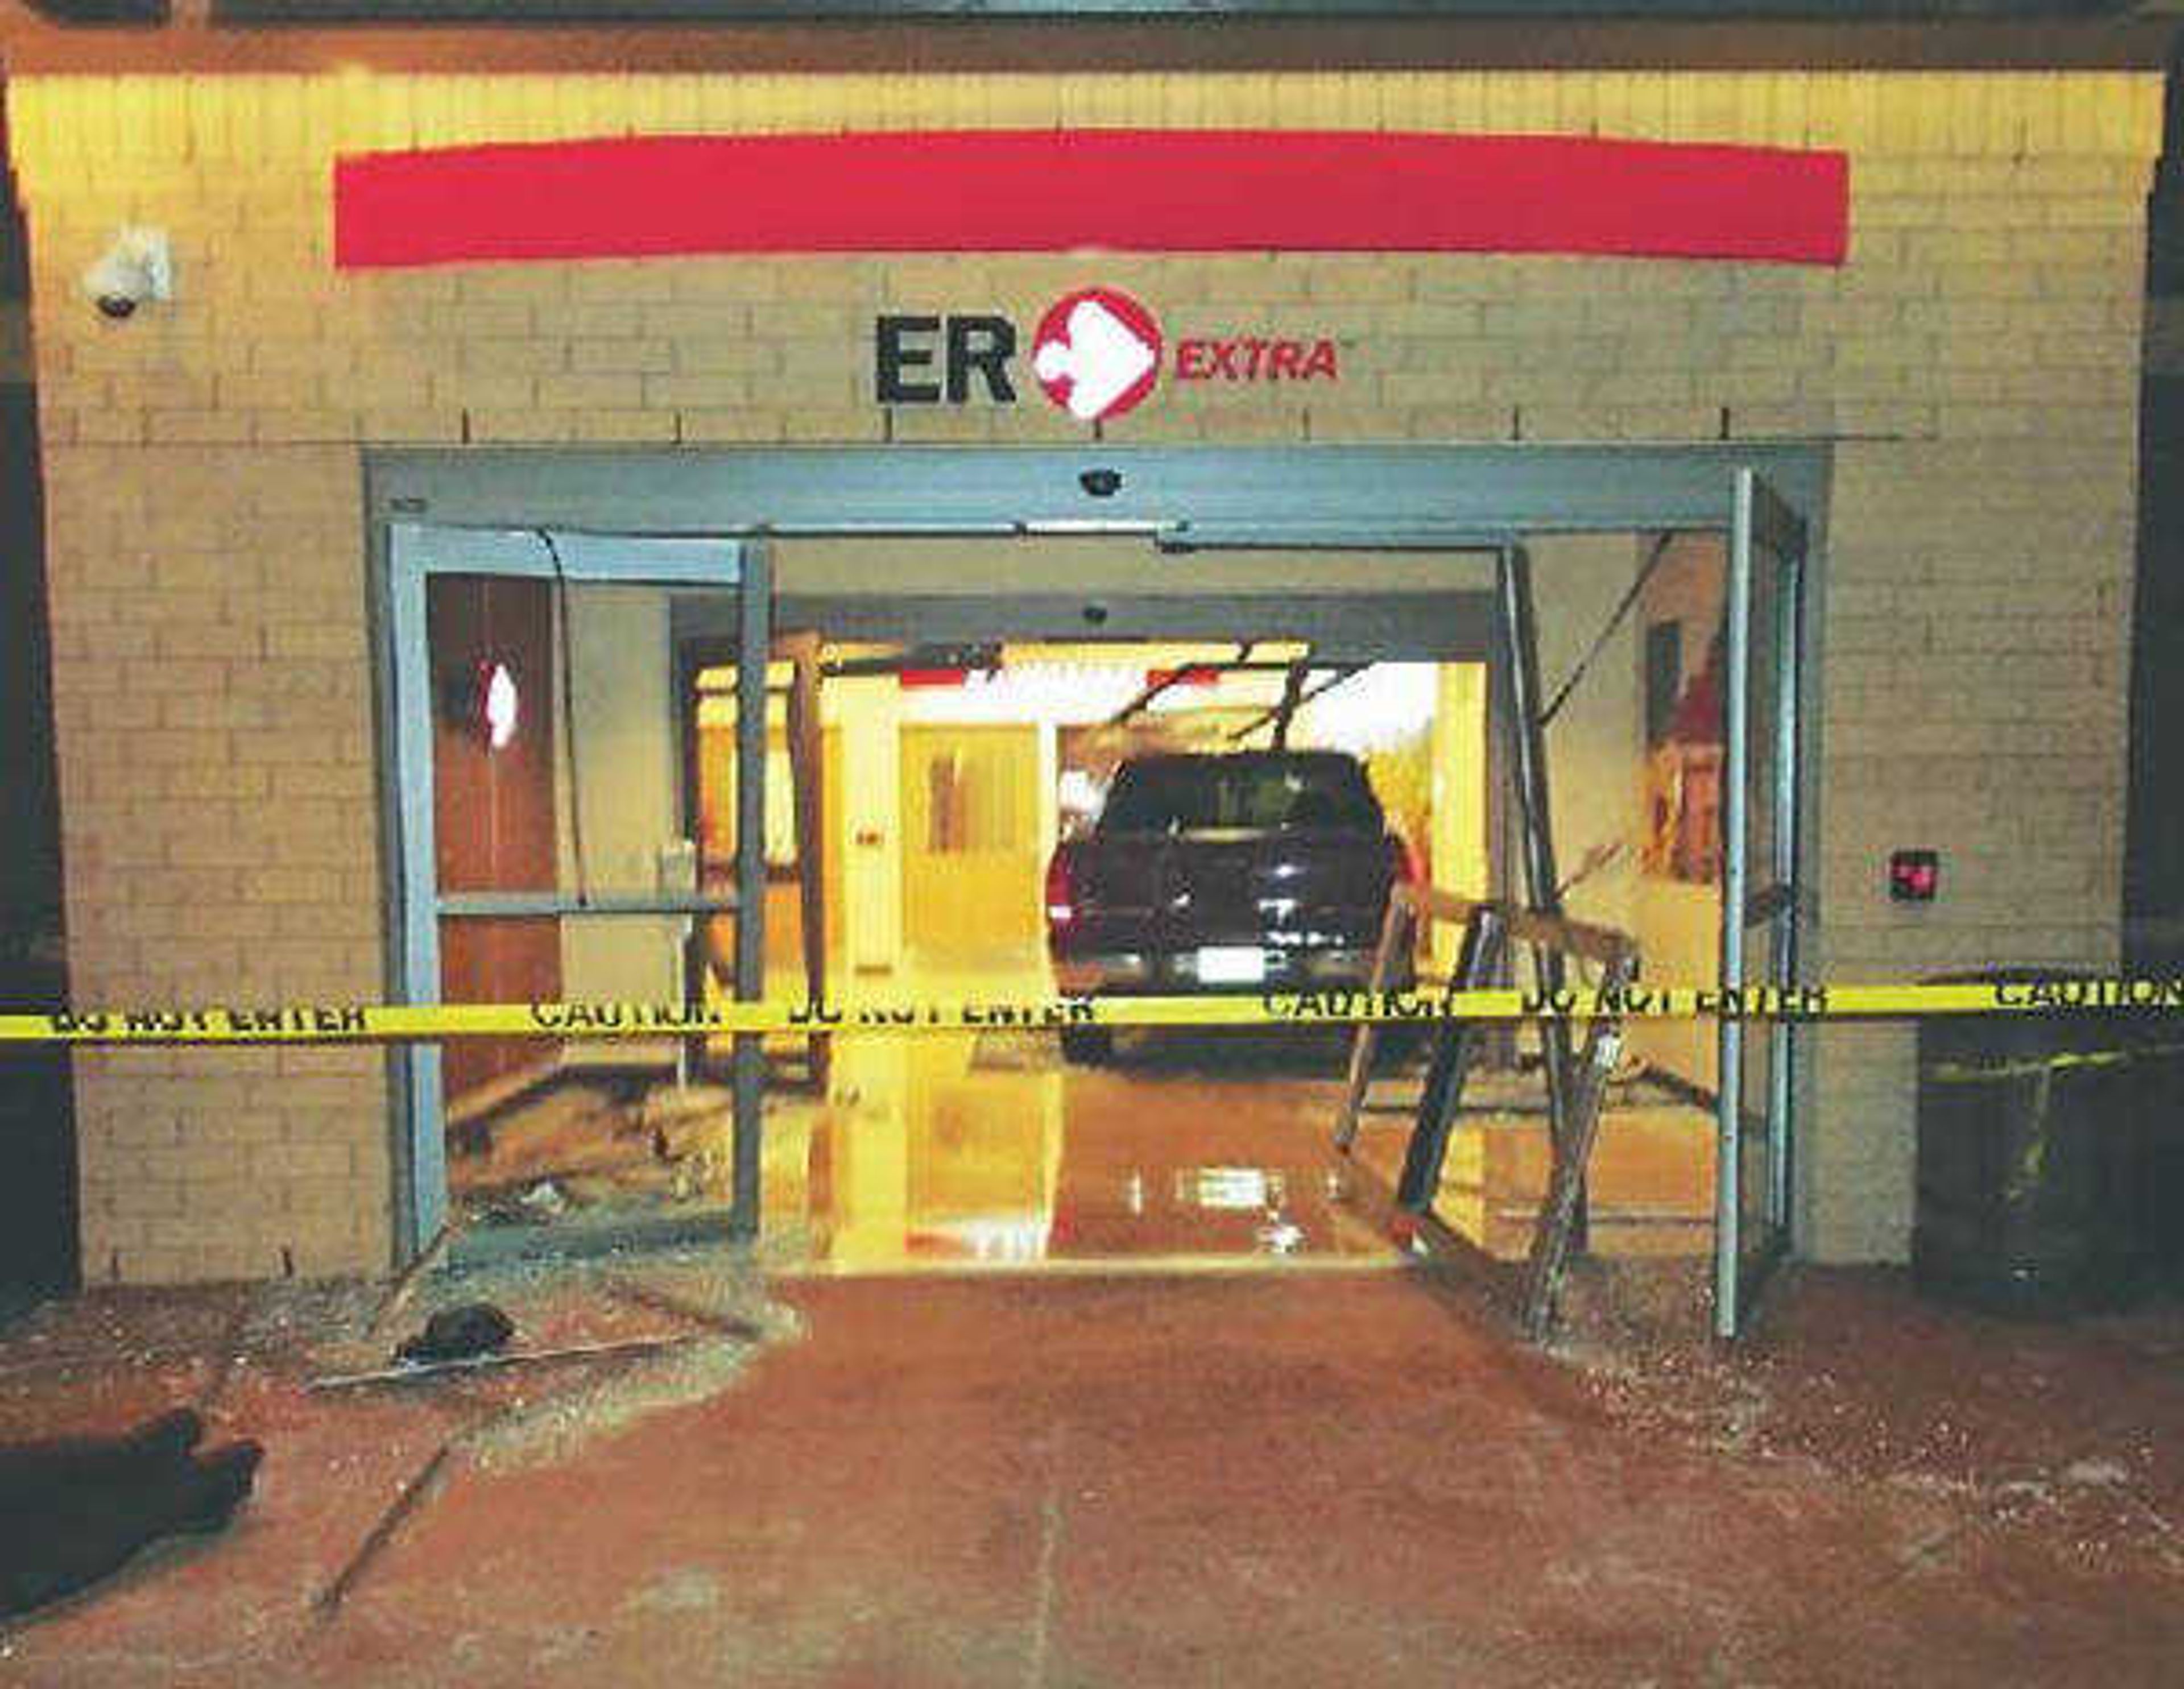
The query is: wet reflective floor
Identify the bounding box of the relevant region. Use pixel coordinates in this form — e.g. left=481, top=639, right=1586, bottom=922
left=765, top=1029, right=1407, bottom=1273
left=446, top=1029, right=1716, bottom=1271
left=445, top=942, right=1716, bottom=1272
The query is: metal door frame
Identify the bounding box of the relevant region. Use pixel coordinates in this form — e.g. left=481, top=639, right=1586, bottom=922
left=368, top=444, right=1828, bottom=1278
left=1715, top=467, right=1810, bottom=1337
left=379, top=524, right=767, bottom=1260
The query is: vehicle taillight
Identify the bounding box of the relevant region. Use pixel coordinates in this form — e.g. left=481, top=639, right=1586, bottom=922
left=1045, top=847, right=1078, bottom=928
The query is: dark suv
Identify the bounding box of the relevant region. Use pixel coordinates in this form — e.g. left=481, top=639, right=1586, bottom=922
left=1043, top=750, right=1414, bottom=1061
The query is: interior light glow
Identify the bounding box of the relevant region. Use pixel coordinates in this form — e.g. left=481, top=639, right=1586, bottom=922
left=481, top=660, right=520, bottom=751
left=889, top=649, right=1316, bottom=726
left=916, top=1216, right=1050, bottom=1261
left=1298, top=663, right=1438, bottom=753
left=900, top=660, right=1145, bottom=724
left=1058, top=769, right=1105, bottom=815
left=1178, top=1168, right=1286, bottom=1211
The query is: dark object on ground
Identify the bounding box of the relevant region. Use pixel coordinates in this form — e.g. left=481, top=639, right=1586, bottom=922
left=396, top=1302, right=516, bottom=1365
left=0, top=1408, right=263, bottom=1617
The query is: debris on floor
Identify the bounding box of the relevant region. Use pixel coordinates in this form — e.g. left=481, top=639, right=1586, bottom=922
left=446, top=1076, right=806, bottom=1229
left=516, top=1180, right=570, bottom=1219
left=394, top=1302, right=516, bottom=1367
left=295, top=1247, right=793, bottom=1415
left=311, top=1334, right=707, bottom=1394
left=1, top=1265, right=2180, bottom=1684
left=338, top=1248, right=795, bottom=1473
left=1549, top=1257, right=2184, bottom=1578
left=0, top=1237, right=798, bottom=1645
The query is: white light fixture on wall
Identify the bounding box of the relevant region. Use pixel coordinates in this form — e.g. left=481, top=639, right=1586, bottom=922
left=479, top=661, right=521, bottom=752
left=440, top=657, right=522, bottom=752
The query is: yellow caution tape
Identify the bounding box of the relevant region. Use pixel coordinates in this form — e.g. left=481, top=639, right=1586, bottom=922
left=3, top=976, right=2184, bottom=1046
left=1925, top=1040, right=2184, bottom=1084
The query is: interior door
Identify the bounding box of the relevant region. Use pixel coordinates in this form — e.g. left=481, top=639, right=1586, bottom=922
left=1715, top=470, right=1808, bottom=1338
left=900, top=725, right=1043, bottom=960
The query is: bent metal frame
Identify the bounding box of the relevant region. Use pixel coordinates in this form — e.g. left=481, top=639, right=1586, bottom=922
left=1335, top=883, right=1641, bottom=1340
left=368, top=443, right=1822, bottom=1339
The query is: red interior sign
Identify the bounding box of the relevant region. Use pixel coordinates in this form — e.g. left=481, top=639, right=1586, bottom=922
left=334, top=129, right=1848, bottom=269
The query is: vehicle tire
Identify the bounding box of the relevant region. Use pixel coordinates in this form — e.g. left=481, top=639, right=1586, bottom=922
left=1059, top=1026, right=1114, bottom=1066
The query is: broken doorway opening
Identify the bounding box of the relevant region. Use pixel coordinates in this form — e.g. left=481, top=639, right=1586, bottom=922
left=681, top=544, right=1498, bottom=1273
left=375, top=446, right=1818, bottom=1336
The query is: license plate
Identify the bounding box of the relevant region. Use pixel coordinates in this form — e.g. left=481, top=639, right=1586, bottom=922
left=1196, top=946, right=1267, bottom=985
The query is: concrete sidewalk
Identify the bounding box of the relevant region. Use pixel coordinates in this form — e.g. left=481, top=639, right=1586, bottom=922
left=2, top=1264, right=2181, bottom=1686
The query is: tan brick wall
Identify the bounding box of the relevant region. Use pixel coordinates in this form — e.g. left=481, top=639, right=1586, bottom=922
left=2, top=69, right=2161, bottom=1278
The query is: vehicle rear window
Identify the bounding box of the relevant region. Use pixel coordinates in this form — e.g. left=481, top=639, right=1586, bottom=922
left=1099, top=756, right=1383, bottom=834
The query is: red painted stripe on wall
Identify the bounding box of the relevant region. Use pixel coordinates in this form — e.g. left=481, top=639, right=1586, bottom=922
left=333, top=130, right=1848, bottom=269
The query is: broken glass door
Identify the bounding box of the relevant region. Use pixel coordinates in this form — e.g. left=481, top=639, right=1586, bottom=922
left=1714, top=470, right=1807, bottom=1339
left=386, top=527, right=767, bottom=1259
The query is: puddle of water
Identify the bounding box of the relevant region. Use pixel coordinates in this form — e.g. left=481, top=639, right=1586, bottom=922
left=771, top=1033, right=1402, bottom=1272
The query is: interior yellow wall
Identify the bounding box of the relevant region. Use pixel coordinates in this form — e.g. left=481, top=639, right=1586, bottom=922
left=1627, top=534, right=1729, bottom=1089
left=1528, top=533, right=1645, bottom=941
left=1429, top=664, right=1488, bottom=972
left=837, top=680, right=905, bottom=975
left=1635, top=877, right=1723, bottom=1091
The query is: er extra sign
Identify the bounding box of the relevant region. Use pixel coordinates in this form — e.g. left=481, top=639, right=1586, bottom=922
left=876, top=287, right=1342, bottom=424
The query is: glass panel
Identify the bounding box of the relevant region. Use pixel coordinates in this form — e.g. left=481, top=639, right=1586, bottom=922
left=1768, top=553, right=1804, bottom=1234
left=422, top=571, right=747, bottom=1232
left=1100, top=751, right=1384, bottom=834
left=427, top=574, right=711, bottom=905
left=394, top=530, right=755, bottom=1256
left=438, top=916, right=738, bottom=1233
left=428, top=574, right=560, bottom=900
left=1737, top=537, right=1785, bottom=1288
left=1719, top=473, right=1804, bottom=1336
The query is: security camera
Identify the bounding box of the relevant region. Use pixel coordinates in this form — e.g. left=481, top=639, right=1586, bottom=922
left=81, top=227, right=173, bottom=320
